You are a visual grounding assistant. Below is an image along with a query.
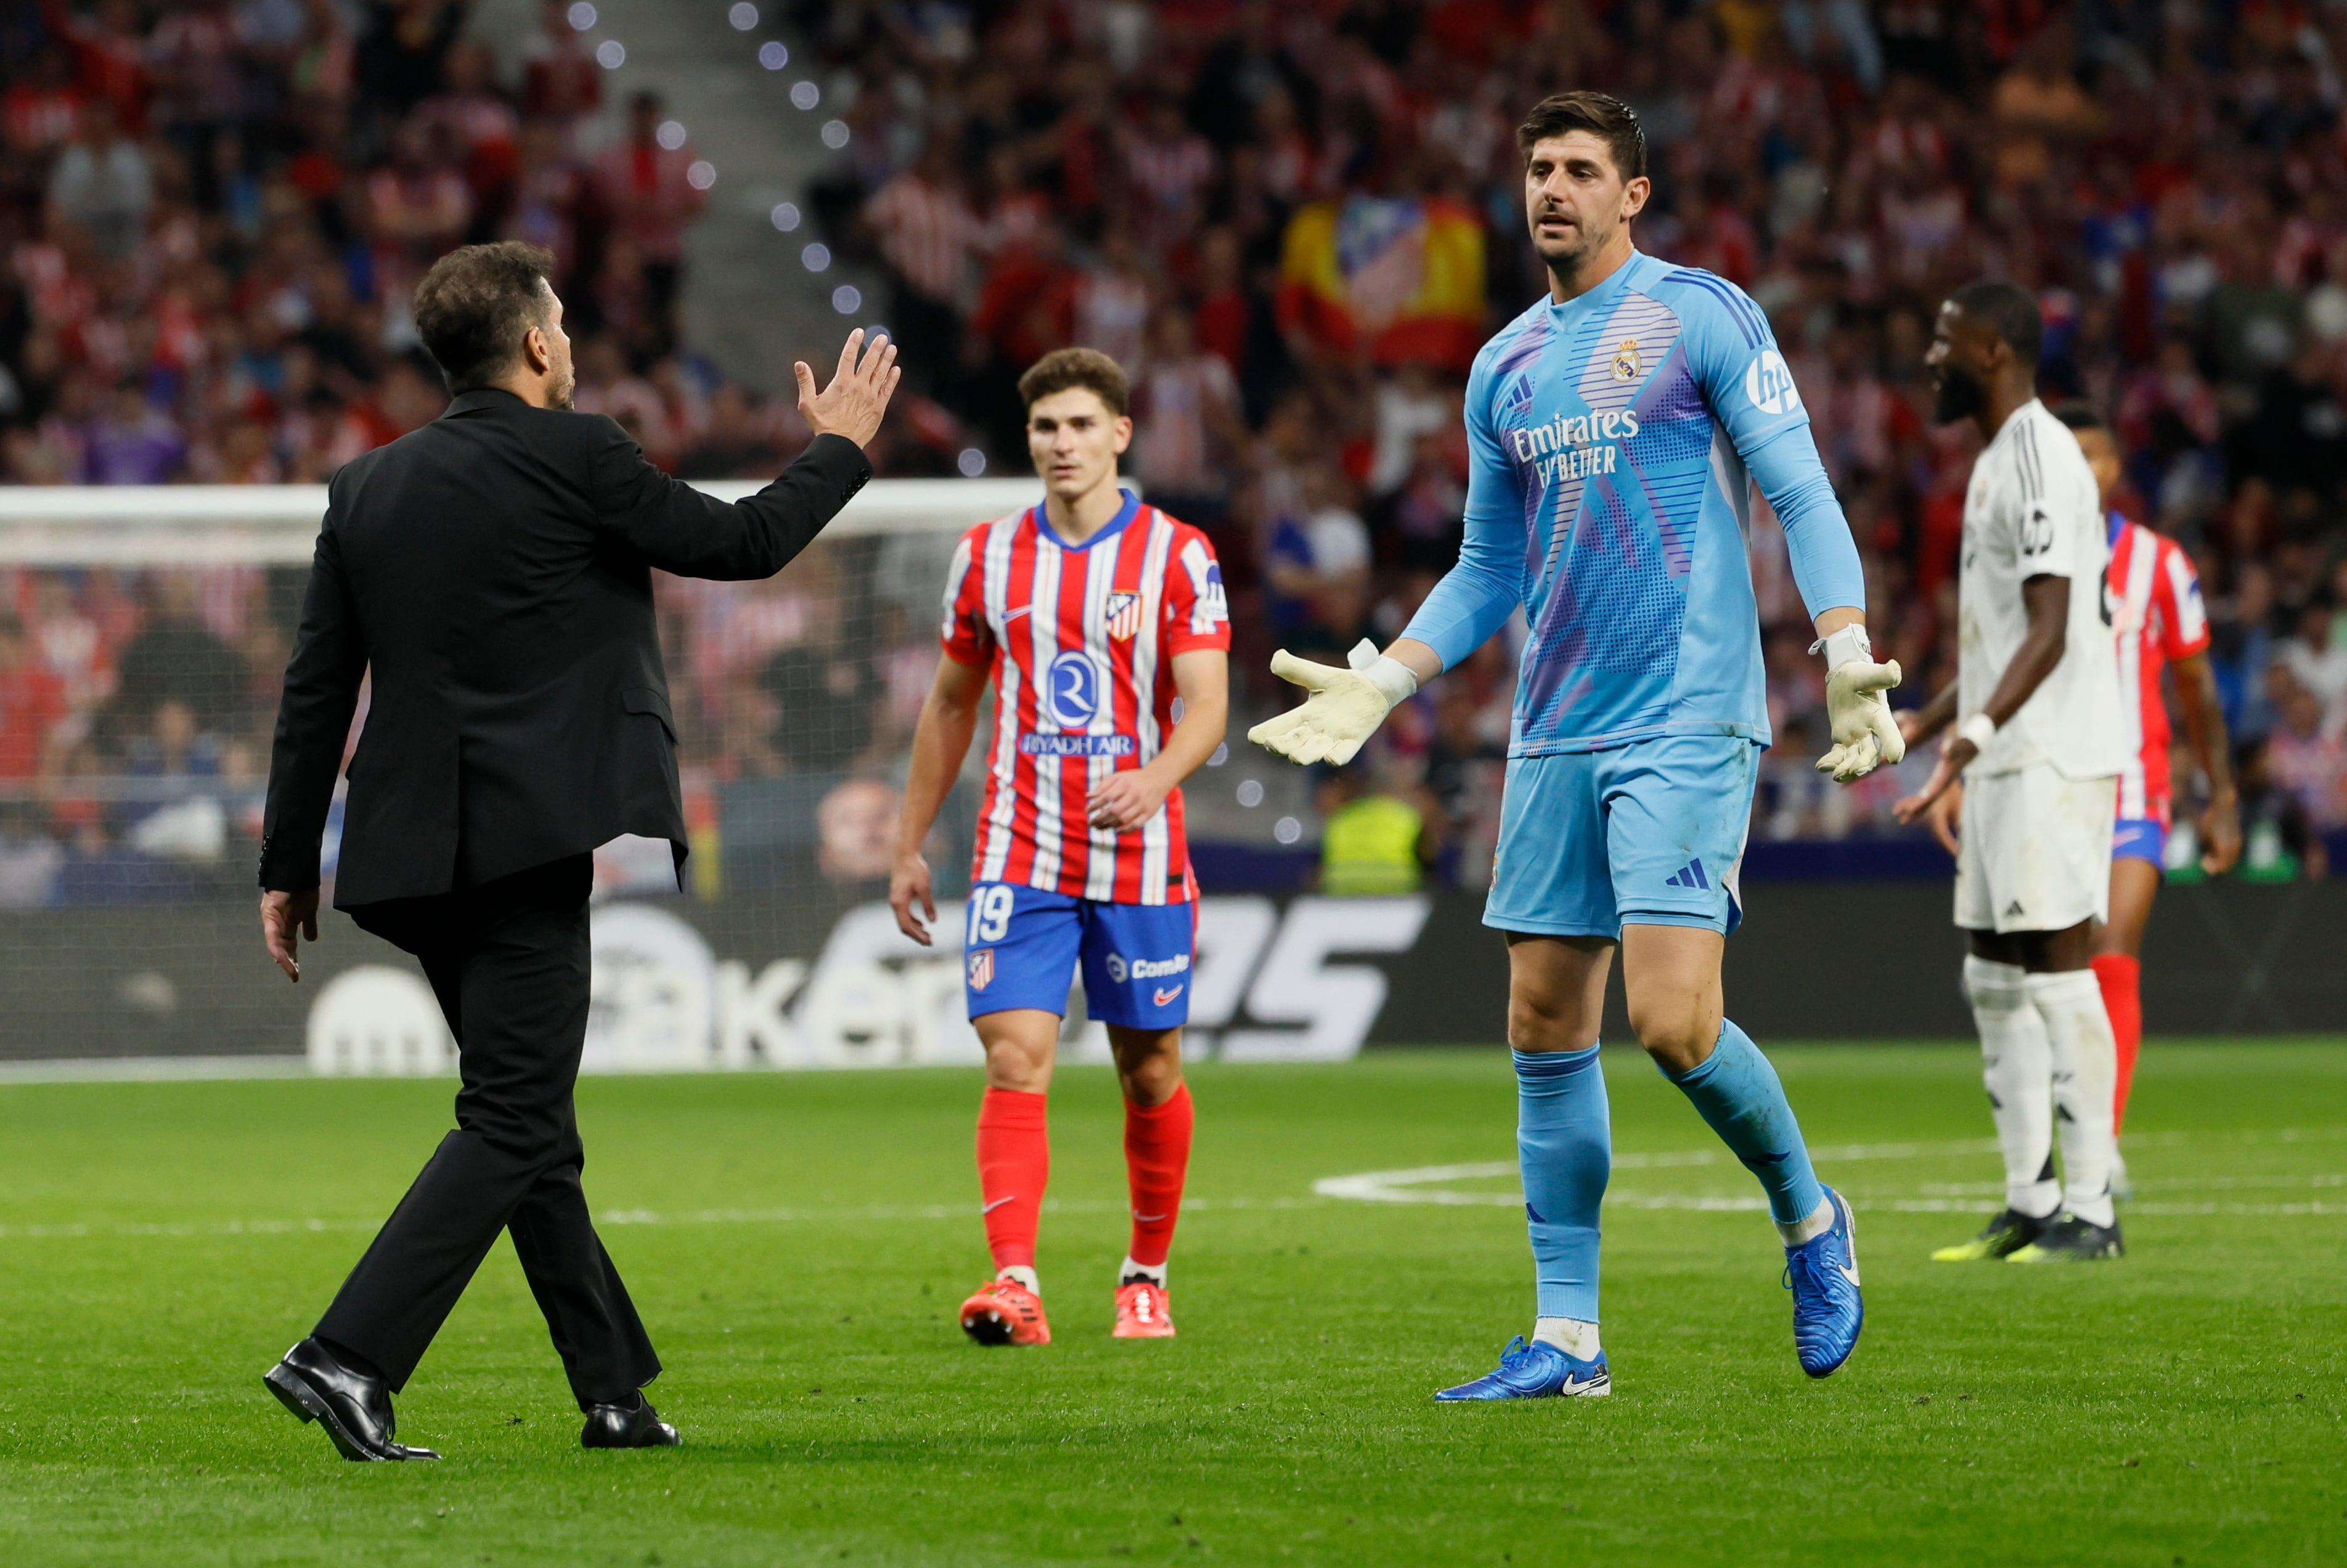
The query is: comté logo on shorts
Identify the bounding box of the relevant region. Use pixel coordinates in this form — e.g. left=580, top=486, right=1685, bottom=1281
left=1105, top=952, right=1190, bottom=984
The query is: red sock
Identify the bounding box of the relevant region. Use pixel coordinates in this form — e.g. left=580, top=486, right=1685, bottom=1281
left=976, top=1088, right=1049, bottom=1273
left=2092, top=952, right=2143, bottom=1133
left=1123, top=1083, right=1194, bottom=1270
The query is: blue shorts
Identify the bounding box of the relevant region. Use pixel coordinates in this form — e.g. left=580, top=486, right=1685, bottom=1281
left=2112, top=816, right=2166, bottom=868
left=1485, top=733, right=1760, bottom=939
left=961, top=882, right=1196, bottom=1029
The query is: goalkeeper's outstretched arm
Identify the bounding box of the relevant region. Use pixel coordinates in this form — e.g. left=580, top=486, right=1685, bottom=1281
left=1249, top=365, right=1522, bottom=768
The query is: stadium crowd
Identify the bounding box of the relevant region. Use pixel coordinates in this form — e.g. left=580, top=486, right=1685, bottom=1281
left=791, top=0, right=2347, bottom=888
left=1, top=0, right=2345, bottom=901
left=0, top=0, right=847, bottom=900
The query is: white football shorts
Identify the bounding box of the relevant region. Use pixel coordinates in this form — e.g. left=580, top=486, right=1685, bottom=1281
left=1954, top=764, right=2118, bottom=934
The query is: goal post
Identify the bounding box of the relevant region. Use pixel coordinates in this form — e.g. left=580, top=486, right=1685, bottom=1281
left=0, top=478, right=1038, bottom=1071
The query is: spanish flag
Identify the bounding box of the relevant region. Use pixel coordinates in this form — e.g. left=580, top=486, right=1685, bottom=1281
left=1276, top=195, right=1487, bottom=370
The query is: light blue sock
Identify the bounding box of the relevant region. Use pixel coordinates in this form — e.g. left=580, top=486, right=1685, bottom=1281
left=1661, top=1020, right=1825, bottom=1228
left=1514, top=1047, right=1609, bottom=1323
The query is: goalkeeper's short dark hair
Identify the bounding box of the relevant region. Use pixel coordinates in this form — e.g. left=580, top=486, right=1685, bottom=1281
left=413, top=242, right=558, bottom=396
left=1947, top=280, right=2043, bottom=368
left=1516, top=91, right=1647, bottom=182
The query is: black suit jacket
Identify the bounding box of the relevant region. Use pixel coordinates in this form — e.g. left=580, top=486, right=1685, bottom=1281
left=258, top=389, right=870, bottom=907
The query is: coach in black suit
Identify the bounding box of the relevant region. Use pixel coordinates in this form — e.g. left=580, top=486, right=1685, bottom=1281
left=256, top=241, right=899, bottom=1461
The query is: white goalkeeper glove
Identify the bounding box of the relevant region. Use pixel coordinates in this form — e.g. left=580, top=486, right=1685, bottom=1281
left=1812, top=624, right=1905, bottom=783
left=1246, top=639, right=1419, bottom=766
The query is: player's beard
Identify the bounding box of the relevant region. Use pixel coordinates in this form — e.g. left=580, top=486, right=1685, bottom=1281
left=547, top=361, right=577, bottom=411
left=1531, top=206, right=1609, bottom=284
left=1932, top=363, right=1985, bottom=425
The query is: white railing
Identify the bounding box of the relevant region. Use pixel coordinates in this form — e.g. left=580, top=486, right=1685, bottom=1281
left=0, top=478, right=1043, bottom=564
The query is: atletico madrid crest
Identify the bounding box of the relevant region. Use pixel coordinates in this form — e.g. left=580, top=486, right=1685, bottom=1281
left=1105, top=591, right=1144, bottom=640
left=967, top=947, right=995, bottom=991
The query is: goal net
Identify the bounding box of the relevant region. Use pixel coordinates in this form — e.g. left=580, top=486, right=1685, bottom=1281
left=0, top=478, right=1053, bottom=1074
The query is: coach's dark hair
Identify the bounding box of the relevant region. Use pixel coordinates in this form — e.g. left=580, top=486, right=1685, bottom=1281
left=1516, top=91, right=1647, bottom=182
left=2050, top=399, right=2105, bottom=434
left=1947, top=279, right=2043, bottom=368
left=1018, top=347, right=1129, bottom=419
left=412, top=241, right=558, bottom=395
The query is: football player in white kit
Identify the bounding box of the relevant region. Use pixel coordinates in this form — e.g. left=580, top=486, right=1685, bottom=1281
left=1895, top=281, right=2129, bottom=1263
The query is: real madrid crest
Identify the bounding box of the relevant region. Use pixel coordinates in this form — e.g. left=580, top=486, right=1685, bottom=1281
left=1610, top=338, right=1641, bottom=382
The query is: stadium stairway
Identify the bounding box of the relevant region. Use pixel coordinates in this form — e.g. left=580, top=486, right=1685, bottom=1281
left=570, top=0, right=875, bottom=396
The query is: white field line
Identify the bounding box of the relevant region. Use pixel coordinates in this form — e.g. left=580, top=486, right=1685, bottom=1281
left=1313, top=1127, right=2347, bottom=1219
left=9, top=1130, right=2346, bottom=1243
left=0, top=1193, right=1332, bottom=1245
left=0, top=1056, right=311, bottom=1084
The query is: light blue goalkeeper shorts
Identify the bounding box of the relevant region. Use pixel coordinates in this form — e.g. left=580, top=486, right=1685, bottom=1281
left=1484, top=733, right=1761, bottom=939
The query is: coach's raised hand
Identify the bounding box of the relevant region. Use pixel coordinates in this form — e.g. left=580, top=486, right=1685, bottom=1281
left=795, top=328, right=901, bottom=448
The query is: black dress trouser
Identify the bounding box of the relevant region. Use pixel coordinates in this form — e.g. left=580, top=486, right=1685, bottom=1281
left=314, top=854, right=659, bottom=1407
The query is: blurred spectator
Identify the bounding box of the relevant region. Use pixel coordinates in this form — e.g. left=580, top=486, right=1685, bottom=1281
left=1129, top=305, right=1243, bottom=523
left=81, top=377, right=182, bottom=484
left=2266, top=674, right=2347, bottom=831
left=2277, top=603, right=2347, bottom=728
left=47, top=99, right=150, bottom=258
left=592, top=91, right=706, bottom=355
left=0, top=613, right=65, bottom=781
left=859, top=137, right=982, bottom=402
left=1315, top=761, right=1433, bottom=894
left=815, top=778, right=900, bottom=884
left=2233, top=735, right=2328, bottom=883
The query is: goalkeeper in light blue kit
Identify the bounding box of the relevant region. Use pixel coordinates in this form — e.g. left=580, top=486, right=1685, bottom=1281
left=1249, top=92, right=1904, bottom=1397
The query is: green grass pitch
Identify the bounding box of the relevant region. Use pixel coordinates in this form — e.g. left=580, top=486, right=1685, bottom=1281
left=0, top=1043, right=2341, bottom=1566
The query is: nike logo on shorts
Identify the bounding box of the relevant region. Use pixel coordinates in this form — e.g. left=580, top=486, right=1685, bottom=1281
left=1153, top=986, right=1183, bottom=1006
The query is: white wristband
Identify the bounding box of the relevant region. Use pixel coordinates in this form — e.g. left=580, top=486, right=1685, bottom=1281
left=1957, top=712, right=1998, bottom=751
left=1809, top=624, right=1874, bottom=671
left=1347, top=637, right=1421, bottom=708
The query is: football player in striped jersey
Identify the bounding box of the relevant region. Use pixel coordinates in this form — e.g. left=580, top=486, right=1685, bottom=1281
left=891, top=348, right=1230, bottom=1347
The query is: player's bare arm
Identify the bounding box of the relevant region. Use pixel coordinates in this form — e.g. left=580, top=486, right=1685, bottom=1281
left=1900, top=682, right=1968, bottom=851
left=2170, top=648, right=2242, bottom=874
left=1900, top=682, right=1961, bottom=749
left=1088, top=648, right=1227, bottom=831
left=1896, top=573, right=2068, bottom=822
left=891, top=653, right=989, bottom=944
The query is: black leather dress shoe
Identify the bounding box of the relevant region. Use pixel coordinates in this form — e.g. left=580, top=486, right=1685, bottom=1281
left=264, top=1337, right=440, bottom=1462
left=581, top=1395, right=679, bottom=1449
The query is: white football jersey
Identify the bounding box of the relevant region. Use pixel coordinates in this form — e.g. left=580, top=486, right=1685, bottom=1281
left=1956, top=399, right=2125, bottom=780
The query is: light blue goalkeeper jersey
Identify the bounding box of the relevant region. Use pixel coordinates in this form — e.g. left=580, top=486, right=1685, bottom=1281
left=1402, top=250, right=1866, bottom=755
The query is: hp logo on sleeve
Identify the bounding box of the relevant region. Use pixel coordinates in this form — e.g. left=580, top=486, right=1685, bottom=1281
left=1744, top=350, right=1802, bottom=415
left=1045, top=650, right=1105, bottom=729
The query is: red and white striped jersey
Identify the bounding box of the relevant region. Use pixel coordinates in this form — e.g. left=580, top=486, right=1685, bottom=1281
left=941, top=492, right=1230, bottom=904
left=2107, top=510, right=2210, bottom=824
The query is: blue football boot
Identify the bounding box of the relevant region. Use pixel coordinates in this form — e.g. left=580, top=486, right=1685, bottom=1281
left=1784, top=1185, right=1863, bottom=1378
left=1433, top=1336, right=1610, bottom=1401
